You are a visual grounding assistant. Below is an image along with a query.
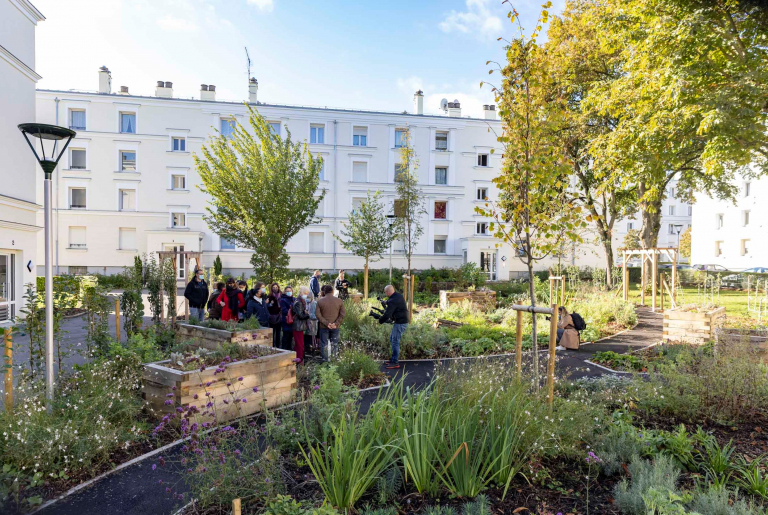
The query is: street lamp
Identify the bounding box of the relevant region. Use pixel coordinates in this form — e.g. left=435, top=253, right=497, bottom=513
left=18, top=123, right=76, bottom=410
left=386, top=214, right=396, bottom=282
left=674, top=224, right=684, bottom=249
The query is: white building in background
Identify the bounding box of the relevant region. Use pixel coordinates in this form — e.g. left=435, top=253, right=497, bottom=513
left=691, top=172, right=766, bottom=269
left=35, top=68, right=608, bottom=283
left=612, top=179, right=693, bottom=261
left=0, top=0, right=44, bottom=322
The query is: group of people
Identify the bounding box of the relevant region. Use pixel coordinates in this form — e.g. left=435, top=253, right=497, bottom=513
left=184, top=269, right=383, bottom=365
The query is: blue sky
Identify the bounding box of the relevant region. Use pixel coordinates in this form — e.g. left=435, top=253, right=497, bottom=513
left=34, top=0, right=564, bottom=118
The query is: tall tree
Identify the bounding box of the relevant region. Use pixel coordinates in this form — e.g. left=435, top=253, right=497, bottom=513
left=479, top=4, right=586, bottom=389
left=333, top=190, right=394, bottom=299
left=394, top=128, right=426, bottom=290
left=196, top=106, right=325, bottom=283
left=679, top=227, right=692, bottom=259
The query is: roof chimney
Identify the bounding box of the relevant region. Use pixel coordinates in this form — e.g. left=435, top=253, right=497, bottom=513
left=413, top=90, right=424, bottom=115
left=248, top=77, right=258, bottom=104
left=98, top=66, right=111, bottom=94
left=118, top=85, right=130, bottom=95
left=447, top=99, right=462, bottom=118
left=200, top=84, right=216, bottom=101
left=483, top=104, right=496, bottom=120
left=155, top=80, right=173, bottom=98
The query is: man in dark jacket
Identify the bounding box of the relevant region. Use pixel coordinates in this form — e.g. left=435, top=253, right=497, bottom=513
left=378, top=285, right=409, bottom=369
left=309, top=270, right=321, bottom=299
left=184, top=269, right=209, bottom=321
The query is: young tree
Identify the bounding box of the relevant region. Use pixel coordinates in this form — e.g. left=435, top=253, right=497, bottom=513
left=679, top=227, right=691, bottom=260
left=621, top=229, right=641, bottom=251
left=196, top=105, right=324, bottom=283
left=333, top=190, right=394, bottom=300
left=479, top=4, right=586, bottom=389
left=394, top=128, right=426, bottom=315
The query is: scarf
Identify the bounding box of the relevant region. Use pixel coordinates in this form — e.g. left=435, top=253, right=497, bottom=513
left=225, top=285, right=240, bottom=314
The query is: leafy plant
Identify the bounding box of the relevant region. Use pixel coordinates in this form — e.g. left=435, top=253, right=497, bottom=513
left=336, top=349, right=380, bottom=385
left=614, top=455, right=682, bottom=515
left=734, top=455, right=768, bottom=499
left=462, top=494, right=491, bottom=515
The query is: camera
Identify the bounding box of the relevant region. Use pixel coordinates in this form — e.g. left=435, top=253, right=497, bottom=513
left=368, top=296, right=390, bottom=322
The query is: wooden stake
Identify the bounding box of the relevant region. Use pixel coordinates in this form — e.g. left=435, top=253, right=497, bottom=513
left=403, top=275, right=408, bottom=304
left=652, top=252, right=658, bottom=312
left=641, top=256, right=646, bottom=306
left=561, top=278, right=565, bottom=305
left=549, top=277, right=554, bottom=305
left=232, top=498, right=242, bottom=515
left=408, top=274, right=415, bottom=323
left=547, top=303, right=558, bottom=408
left=660, top=273, right=664, bottom=311
left=515, top=310, right=523, bottom=380
left=115, top=297, right=121, bottom=343
left=672, top=249, right=678, bottom=303
left=184, top=298, right=189, bottom=322
left=4, top=327, right=12, bottom=413
left=364, top=262, right=369, bottom=300
left=622, top=251, right=629, bottom=301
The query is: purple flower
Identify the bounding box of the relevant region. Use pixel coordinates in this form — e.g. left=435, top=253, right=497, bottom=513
left=238, top=376, right=244, bottom=382
left=252, top=387, right=259, bottom=393
left=164, top=400, right=173, bottom=405
left=234, top=449, right=241, bottom=456
left=313, top=385, right=320, bottom=390
left=242, top=398, right=247, bottom=404
left=193, top=394, right=199, bottom=399
left=585, top=451, right=602, bottom=464
left=166, top=393, right=174, bottom=398
left=166, top=487, right=171, bottom=494
left=292, top=358, right=301, bottom=363
left=152, top=464, right=157, bottom=471
left=206, top=381, right=212, bottom=387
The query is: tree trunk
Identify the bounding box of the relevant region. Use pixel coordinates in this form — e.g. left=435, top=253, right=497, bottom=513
left=364, top=259, right=369, bottom=300
left=527, top=258, right=539, bottom=392
left=603, top=239, right=614, bottom=289
left=639, top=182, right=663, bottom=286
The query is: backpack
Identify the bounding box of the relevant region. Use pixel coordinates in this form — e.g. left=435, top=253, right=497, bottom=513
left=286, top=307, right=294, bottom=325
left=570, top=312, right=586, bottom=332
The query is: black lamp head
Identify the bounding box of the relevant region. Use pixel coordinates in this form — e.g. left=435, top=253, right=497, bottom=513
left=18, top=123, right=77, bottom=178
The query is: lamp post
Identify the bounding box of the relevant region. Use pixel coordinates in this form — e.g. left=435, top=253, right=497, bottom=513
left=18, top=123, right=76, bottom=410
left=386, top=214, right=396, bottom=282
left=674, top=224, right=683, bottom=250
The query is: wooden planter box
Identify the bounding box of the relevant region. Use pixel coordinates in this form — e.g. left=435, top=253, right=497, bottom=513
left=715, top=327, right=768, bottom=352
left=663, top=307, right=726, bottom=344
left=176, top=323, right=273, bottom=351
left=439, top=290, right=497, bottom=311
left=142, top=347, right=297, bottom=423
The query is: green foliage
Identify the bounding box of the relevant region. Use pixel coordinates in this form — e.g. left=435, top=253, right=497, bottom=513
left=592, top=351, right=646, bottom=371
left=596, top=419, right=644, bottom=476
left=196, top=105, right=324, bottom=283
left=375, top=467, right=402, bottom=505
left=423, top=507, right=458, bottom=515
left=81, top=284, right=113, bottom=356
left=120, top=260, right=144, bottom=337
left=462, top=495, right=491, bottom=515
left=336, top=349, right=380, bottom=384
left=622, top=229, right=642, bottom=251
left=688, top=486, right=766, bottom=515
left=360, top=507, right=397, bottom=515
left=614, top=455, right=682, bottom=515
left=734, top=455, right=768, bottom=499
left=107, top=330, right=165, bottom=364
left=394, top=128, right=426, bottom=276
left=679, top=227, right=692, bottom=259
left=93, top=273, right=132, bottom=290
left=213, top=254, right=223, bottom=276
left=18, top=284, right=44, bottom=378
left=187, top=316, right=261, bottom=331
left=261, top=495, right=341, bottom=515
left=642, top=488, right=692, bottom=515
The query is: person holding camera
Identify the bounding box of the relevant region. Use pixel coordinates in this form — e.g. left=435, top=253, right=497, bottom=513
left=372, top=285, right=409, bottom=370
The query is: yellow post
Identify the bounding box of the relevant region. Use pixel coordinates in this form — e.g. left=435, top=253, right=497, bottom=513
left=622, top=251, right=629, bottom=301
left=403, top=275, right=408, bottom=304
left=547, top=303, right=558, bottom=407
left=4, top=327, right=12, bottom=413
left=515, top=310, right=523, bottom=379
left=549, top=277, right=554, bottom=305
left=364, top=262, right=369, bottom=300
left=115, top=297, right=121, bottom=343
left=408, top=274, right=415, bottom=323
left=561, top=278, right=565, bottom=305
left=652, top=251, right=658, bottom=312
left=232, top=498, right=242, bottom=515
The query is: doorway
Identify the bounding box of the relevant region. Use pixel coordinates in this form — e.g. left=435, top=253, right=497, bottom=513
left=163, top=245, right=185, bottom=280
left=0, top=253, right=16, bottom=322
left=479, top=250, right=497, bottom=281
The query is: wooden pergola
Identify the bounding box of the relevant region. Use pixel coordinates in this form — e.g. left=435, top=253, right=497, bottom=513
left=157, top=250, right=203, bottom=324
left=621, top=248, right=678, bottom=312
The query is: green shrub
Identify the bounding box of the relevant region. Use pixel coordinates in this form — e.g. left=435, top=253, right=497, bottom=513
left=423, top=507, right=459, bottom=515
left=336, top=349, right=380, bottom=384
left=596, top=422, right=644, bottom=476
left=462, top=494, right=491, bottom=515
left=359, top=507, right=397, bottom=515
left=688, top=486, right=765, bottom=515
left=261, top=495, right=342, bottom=515
left=614, top=455, right=682, bottom=515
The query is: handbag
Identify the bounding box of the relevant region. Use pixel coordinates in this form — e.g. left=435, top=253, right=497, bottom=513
left=286, top=307, right=295, bottom=325
left=269, top=313, right=281, bottom=325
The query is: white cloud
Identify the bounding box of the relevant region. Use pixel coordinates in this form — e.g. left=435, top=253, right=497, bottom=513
left=396, top=76, right=424, bottom=96
left=247, top=0, right=274, bottom=12
left=439, top=0, right=503, bottom=41
left=156, top=15, right=198, bottom=32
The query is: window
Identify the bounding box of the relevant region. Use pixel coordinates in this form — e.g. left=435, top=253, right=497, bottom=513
left=70, top=148, right=86, bottom=169
left=434, top=237, right=447, bottom=254
left=310, top=124, right=325, bottom=144
left=69, top=187, right=86, bottom=209
left=477, top=154, right=489, bottom=167
left=318, top=159, right=325, bottom=181
left=669, top=205, right=675, bottom=216
left=220, top=118, right=235, bottom=138
left=172, top=137, right=186, bottom=152
left=745, top=182, right=751, bottom=197
left=668, top=224, right=675, bottom=235
left=119, top=228, right=136, bottom=250
left=394, top=200, right=405, bottom=217
left=477, top=222, right=488, bottom=235
left=119, top=189, right=136, bottom=211
left=69, top=226, right=86, bottom=248
left=688, top=205, right=693, bottom=216
left=352, top=197, right=364, bottom=214
left=716, top=213, right=724, bottom=229
left=172, top=174, right=186, bottom=190
left=120, top=151, right=136, bottom=171
left=69, top=109, right=86, bottom=130
left=120, top=112, right=136, bottom=133
left=435, top=131, right=448, bottom=151
left=172, top=212, right=186, bottom=227
left=315, top=197, right=325, bottom=218
left=627, top=222, right=634, bottom=231
left=715, top=241, right=723, bottom=257
left=743, top=210, right=750, bottom=226
left=268, top=122, right=280, bottom=136
left=352, top=161, right=367, bottom=182
left=69, top=266, right=87, bottom=276
left=395, top=129, right=407, bottom=148
left=353, top=126, right=367, bottom=146
left=220, top=237, right=236, bottom=250
left=477, top=187, right=488, bottom=200
left=434, top=201, right=447, bottom=219
left=742, top=239, right=750, bottom=256
left=668, top=187, right=675, bottom=198
left=435, top=167, right=447, bottom=185
left=308, top=232, right=324, bottom=253
left=395, top=163, right=407, bottom=182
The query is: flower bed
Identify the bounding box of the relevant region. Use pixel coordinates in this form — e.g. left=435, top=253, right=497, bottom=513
left=175, top=322, right=273, bottom=351
left=141, top=347, right=297, bottom=423
left=438, top=289, right=496, bottom=310
left=663, top=305, right=726, bottom=344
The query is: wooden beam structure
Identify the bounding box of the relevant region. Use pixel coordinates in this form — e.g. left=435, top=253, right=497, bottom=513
left=157, top=250, right=202, bottom=325
left=620, top=247, right=679, bottom=312
left=549, top=276, right=565, bottom=306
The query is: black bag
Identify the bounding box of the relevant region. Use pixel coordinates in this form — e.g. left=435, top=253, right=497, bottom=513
left=570, top=312, right=587, bottom=332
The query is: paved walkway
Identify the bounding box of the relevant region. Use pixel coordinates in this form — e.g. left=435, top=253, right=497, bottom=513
left=34, top=307, right=663, bottom=515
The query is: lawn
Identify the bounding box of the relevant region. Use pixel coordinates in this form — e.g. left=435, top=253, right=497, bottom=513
left=625, top=283, right=758, bottom=319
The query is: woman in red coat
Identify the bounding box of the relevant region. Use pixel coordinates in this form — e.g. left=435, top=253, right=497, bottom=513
left=216, top=278, right=245, bottom=322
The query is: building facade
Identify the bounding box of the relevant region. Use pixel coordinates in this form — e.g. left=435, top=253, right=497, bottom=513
left=691, top=172, right=764, bottom=269
left=0, top=0, right=44, bottom=322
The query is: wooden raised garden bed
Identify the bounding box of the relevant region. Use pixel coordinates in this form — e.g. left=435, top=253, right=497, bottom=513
left=663, top=306, right=726, bottom=344
left=142, top=347, right=297, bottom=423
left=715, top=327, right=768, bottom=353
left=347, top=293, right=364, bottom=303
left=176, top=322, right=273, bottom=351
left=439, top=290, right=497, bottom=310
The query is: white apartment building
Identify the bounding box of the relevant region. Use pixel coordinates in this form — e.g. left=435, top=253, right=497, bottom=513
left=612, top=179, right=693, bottom=261
left=692, top=172, right=765, bottom=269
left=0, top=0, right=44, bottom=322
